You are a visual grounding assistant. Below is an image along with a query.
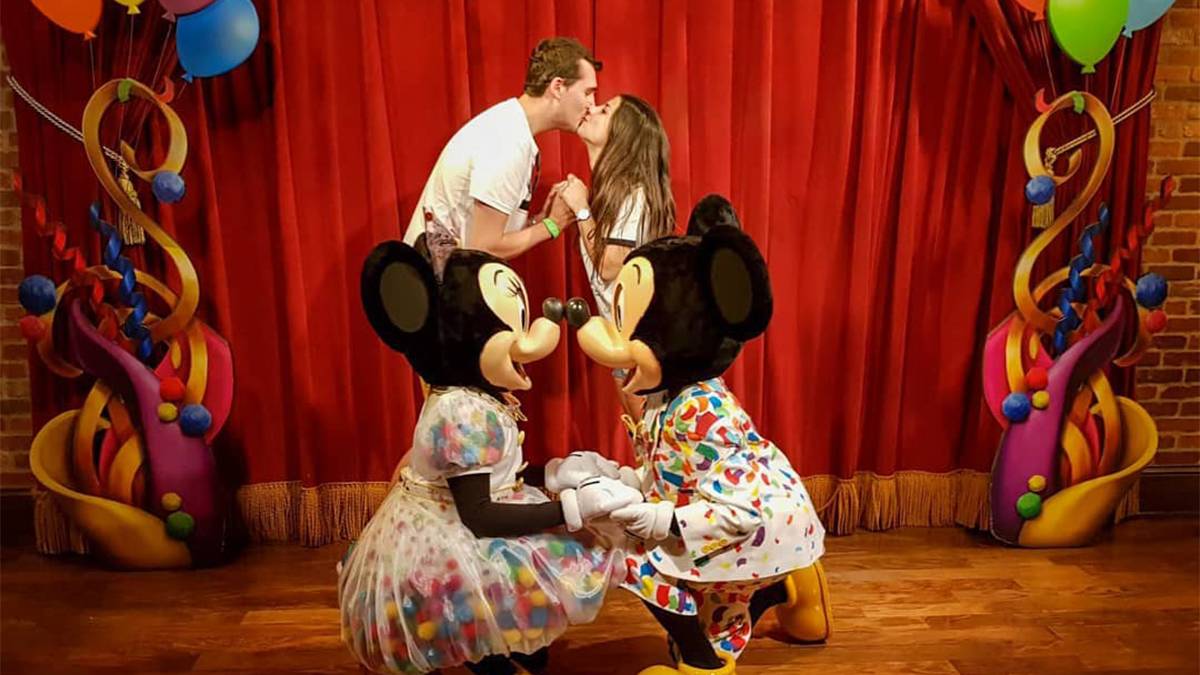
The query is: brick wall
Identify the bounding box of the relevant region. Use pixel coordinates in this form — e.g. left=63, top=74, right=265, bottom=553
left=1141, top=3, right=1200, bottom=467
left=0, top=39, right=33, bottom=488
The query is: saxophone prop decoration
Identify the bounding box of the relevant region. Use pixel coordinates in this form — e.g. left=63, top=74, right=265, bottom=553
left=17, top=79, right=234, bottom=569
left=983, top=91, right=1172, bottom=548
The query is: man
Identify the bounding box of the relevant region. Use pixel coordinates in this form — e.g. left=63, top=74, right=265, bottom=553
left=402, top=37, right=599, bottom=259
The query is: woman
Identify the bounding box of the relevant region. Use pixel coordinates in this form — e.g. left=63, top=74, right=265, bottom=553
left=559, top=94, right=675, bottom=419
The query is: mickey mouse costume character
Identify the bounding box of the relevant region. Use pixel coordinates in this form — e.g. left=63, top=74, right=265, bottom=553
left=568, top=196, right=833, bottom=674
left=342, top=225, right=643, bottom=675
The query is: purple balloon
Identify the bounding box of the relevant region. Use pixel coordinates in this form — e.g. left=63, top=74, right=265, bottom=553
left=160, top=0, right=215, bottom=16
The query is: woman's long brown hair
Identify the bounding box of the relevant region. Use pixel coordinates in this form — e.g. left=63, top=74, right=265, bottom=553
left=585, top=94, right=675, bottom=271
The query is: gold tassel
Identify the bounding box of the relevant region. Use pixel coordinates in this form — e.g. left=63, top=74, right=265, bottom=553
left=116, top=161, right=145, bottom=246
left=1031, top=192, right=1054, bottom=230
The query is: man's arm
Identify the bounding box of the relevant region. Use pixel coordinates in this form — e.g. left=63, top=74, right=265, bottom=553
left=465, top=194, right=574, bottom=260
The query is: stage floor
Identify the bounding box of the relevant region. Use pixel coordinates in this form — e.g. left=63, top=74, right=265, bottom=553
left=2, top=518, right=1197, bottom=674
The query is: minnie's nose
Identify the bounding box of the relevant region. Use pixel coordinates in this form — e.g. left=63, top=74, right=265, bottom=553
left=542, top=297, right=565, bottom=323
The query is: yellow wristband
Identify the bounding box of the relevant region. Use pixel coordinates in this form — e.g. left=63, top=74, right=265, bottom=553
left=543, top=217, right=561, bottom=239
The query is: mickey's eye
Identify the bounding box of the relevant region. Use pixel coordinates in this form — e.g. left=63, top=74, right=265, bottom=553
left=613, top=283, right=624, bottom=332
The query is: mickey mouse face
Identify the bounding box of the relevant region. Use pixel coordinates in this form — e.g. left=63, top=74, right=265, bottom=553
left=576, top=255, right=663, bottom=394
left=575, top=222, right=773, bottom=395
left=361, top=242, right=561, bottom=393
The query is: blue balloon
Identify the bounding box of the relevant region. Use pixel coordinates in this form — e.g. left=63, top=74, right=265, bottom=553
left=1024, top=175, right=1055, bottom=206
left=1098, top=203, right=1111, bottom=229
left=176, top=0, right=260, bottom=79
left=1002, top=393, right=1032, bottom=423
left=1135, top=273, right=1168, bottom=308
left=18, top=275, right=57, bottom=315
left=152, top=171, right=187, bottom=204
left=1125, top=0, right=1174, bottom=37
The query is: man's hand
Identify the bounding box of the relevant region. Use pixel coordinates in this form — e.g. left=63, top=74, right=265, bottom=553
left=533, top=180, right=568, bottom=224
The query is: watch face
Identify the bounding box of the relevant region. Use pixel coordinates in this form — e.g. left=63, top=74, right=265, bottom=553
left=577, top=208, right=591, bottom=221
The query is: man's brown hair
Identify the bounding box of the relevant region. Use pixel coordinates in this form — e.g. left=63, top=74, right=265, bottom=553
left=524, top=37, right=601, bottom=96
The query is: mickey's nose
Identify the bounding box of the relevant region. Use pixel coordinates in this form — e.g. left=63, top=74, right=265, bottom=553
left=565, top=297, right=591, bottom=329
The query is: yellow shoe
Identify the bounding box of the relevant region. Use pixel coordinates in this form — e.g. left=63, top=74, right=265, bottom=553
left=639, top=654, right=736, bottom=674
left=774, top=561, right=833, bottom=643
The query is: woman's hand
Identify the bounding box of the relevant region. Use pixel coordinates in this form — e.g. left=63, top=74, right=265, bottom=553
left=560, top=174, right=590, bottom=215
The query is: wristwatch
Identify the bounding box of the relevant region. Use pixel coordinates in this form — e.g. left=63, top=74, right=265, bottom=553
left=575, top=207, right=591, bottom=222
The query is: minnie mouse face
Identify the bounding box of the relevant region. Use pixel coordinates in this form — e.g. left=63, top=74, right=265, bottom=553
left=361, top=241, right=561, bottom=394
left=574, top=201, right=773, bottom=395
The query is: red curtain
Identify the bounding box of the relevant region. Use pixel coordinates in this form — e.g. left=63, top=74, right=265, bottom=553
left=4, top=1, right=1160, bottom=505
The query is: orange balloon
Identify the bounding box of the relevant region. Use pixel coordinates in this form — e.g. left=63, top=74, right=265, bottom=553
left=1015, top=0, right=1046, bottom=20
left=30, top=0, right=103, bottom=38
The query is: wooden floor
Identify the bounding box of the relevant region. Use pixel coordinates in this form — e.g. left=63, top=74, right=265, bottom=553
left=2, top=518, right=1198, bottom=674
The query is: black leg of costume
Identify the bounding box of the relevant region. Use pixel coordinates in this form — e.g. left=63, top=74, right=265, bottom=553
left=511, top=646, right=550, bottom=673
left=643, top=600, right=724, bottom=670
left=464, top=654, right=518, bottom=675
left=749, top=578, right=790, bottom=628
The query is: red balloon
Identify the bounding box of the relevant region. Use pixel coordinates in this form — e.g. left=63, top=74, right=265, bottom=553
left=29, top=0, right=102, bottom=37
left=1015, top=0, right=1046, bottom=20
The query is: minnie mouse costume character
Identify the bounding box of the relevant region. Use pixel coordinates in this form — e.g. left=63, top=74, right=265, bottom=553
left=341, top=228, right=643, bottom=675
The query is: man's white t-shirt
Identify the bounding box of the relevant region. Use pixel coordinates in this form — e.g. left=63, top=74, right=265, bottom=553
left=403, top=98, right=538, bottom=247
left=580, top=188, right=647, bottom=320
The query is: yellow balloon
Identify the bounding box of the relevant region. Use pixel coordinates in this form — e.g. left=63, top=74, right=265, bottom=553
left=114, top=0, right=146, bottom=14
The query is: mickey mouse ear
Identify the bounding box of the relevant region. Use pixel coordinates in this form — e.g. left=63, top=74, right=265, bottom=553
left=686, top=194, right=741, bottom=237
left=697, top=226, right=772, bottom=341
left=361, top=241, right=438, bottom=353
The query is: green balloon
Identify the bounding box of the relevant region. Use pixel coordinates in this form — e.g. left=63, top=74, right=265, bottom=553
left=1047, top=0, right=1130, bottom=74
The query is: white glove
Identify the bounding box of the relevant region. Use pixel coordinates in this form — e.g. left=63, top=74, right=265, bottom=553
left=560, top=476, right=645, bottom=532
left=617, top=465, right=642, bottom=490
left=611, top=501, right=676, bottom=541
left=544, top=451, right=621, bottom=493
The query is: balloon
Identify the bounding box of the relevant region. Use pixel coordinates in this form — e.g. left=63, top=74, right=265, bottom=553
left=1015, top=0, right=1047, bottom=20
left=114, top=0, right=145, bottom=15
left=175, top=0, right=260, bottom=80
left=30, top=0, right=102, bottom=37
left=1047, top=0, right=1131, bottom=73
left=1124, top=0, right=1174, bottom=37
left=159, top=0, right=215, bottom=15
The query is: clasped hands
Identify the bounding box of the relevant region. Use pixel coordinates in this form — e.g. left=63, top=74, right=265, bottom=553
left=549, top=451, right=674, bottom=541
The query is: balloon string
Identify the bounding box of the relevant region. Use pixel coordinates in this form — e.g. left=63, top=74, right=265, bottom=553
left=1109, top=39, right=1127, bottom=112
left=132, top=21, right=176, bottom=154
left=1038, top=22, right=1058, bottom=100
left=88, top=39, right=97, bottom=93
left=126, top=14, right=135, bottom=78
left=116, top=13, right=137, bottom=150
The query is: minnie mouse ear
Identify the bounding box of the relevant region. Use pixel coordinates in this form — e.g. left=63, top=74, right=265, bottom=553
left=696, top=225, right=772, bottom=341
left=361, top=240, right=438, bottom=353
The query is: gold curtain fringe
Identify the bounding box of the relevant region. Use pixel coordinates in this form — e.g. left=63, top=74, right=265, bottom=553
left=235, top=481, right=391, bottom=547
left=33, top=471, right=1143, bottom=552
left=33, top=489, right=88, bottom=555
